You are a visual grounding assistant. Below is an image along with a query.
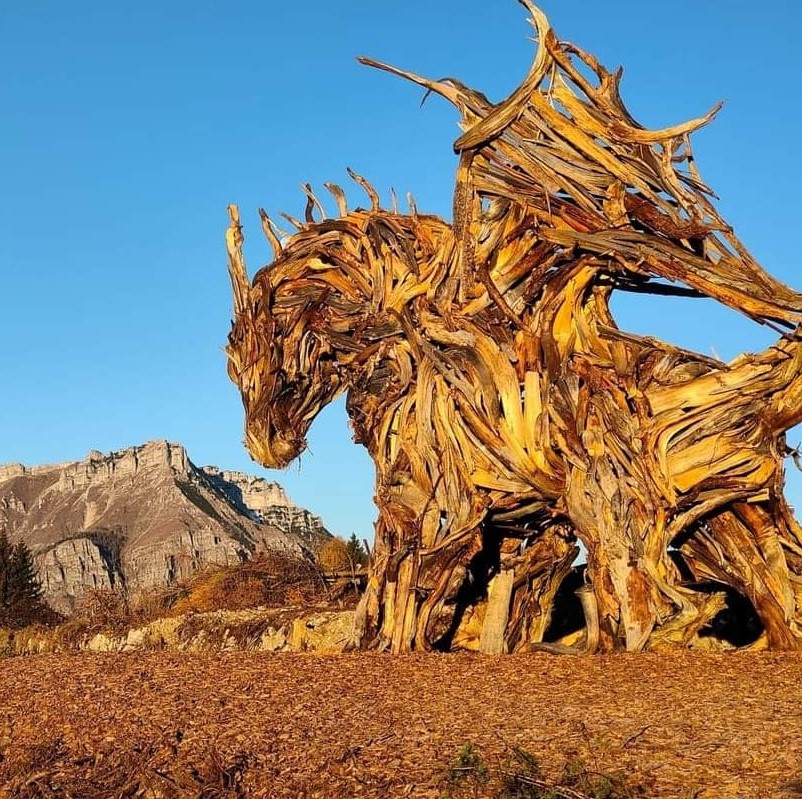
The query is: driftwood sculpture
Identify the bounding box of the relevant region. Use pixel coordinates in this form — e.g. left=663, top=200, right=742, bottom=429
left=226, top=2, right=802, bottom=653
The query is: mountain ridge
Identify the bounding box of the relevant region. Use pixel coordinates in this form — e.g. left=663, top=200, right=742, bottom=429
left=0, top=440, right=331, bottom=613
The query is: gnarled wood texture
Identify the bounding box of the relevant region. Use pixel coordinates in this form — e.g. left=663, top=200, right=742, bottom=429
left=226, top=2, right=802, bottom=652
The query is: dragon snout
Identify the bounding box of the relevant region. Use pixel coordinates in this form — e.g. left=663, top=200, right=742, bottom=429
left=245, top=419, right=306, bottom=469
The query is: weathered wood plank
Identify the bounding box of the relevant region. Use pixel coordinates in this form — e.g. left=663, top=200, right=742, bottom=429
left=479, top=571, right=515, bottom=655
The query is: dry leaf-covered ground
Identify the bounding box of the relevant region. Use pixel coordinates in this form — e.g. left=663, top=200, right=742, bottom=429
left=1, top=651, right=801, bottom=797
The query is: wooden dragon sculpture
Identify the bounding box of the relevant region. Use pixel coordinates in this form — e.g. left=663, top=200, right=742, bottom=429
left=226, top=2, right=802, bottom=653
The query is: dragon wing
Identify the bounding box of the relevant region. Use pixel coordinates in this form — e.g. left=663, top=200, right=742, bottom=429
left=360, top=1, right=802, bottom=331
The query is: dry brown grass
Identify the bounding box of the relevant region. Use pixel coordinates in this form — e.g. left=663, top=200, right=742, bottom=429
left=0, top=553, right=342, bottom=654
left=168, top=551, right=329, bottom=616
left=50, top=552, right=333, bottom=633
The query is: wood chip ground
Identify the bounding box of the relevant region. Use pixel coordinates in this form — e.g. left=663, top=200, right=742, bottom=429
left=1, top=651, right=801, bottom=797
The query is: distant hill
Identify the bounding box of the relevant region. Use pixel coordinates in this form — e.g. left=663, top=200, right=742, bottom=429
left=0, top=441, right=331, bottom=613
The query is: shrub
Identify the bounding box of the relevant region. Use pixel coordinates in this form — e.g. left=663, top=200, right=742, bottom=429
left=169, top=551, right=327, bottom=615
left=318, top=534, right=369, bottom=572
left=73, top=588, right=131, bottom=631
left=318, top=537, right=352, bottom=571
left=443, top=743, right=489, bottom=798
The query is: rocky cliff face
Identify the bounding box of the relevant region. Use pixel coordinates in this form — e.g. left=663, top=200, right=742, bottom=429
left=200, top=467, right=328, bottom=542
left=0, top=441, right=331, bottom=613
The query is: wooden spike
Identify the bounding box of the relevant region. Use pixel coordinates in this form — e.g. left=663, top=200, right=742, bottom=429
left=225, top=204, right=250, bottom=315
left=347, top=167, right=380, bottom=212
left=301, top=183, right=326, bottom=223
left=324, top=182, right=349, bottom=217
left=357, top=56, right=466, bottom=108
left=258, top=209, right=283, bottom=260
left=279, top=212, right=305, bottom=231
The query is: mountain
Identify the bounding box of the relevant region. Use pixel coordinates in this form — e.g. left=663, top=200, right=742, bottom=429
left=0, top=441, right=331, bottom=613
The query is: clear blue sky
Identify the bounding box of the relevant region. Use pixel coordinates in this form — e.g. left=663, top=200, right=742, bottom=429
left=2, top=1, right=801, bottom=540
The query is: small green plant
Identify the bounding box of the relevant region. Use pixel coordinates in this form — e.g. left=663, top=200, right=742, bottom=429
left=498, top=747, right=545, bottom=798
left=442, top=745, right=645, bottom=799
left=558, top=755, right=631, bottom=799
left=442, top=743, right=490, bottom=798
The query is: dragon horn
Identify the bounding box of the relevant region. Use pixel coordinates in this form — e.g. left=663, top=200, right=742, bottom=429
left=258, top=209, right=283, bottom=260
left=324, top=182, right=349, bottom=217
left=347, top=167, right=380, bottom=212
left=301, top=183, right=326, bottom=223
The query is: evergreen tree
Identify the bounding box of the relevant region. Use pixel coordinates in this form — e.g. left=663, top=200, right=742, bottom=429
left=10, top=540, right=42, bottom=604
left=346, top=533, right=369, bottom=567
left=0, top=530, right=13, bottom=611
left=0, top=531, right=46, bottom=627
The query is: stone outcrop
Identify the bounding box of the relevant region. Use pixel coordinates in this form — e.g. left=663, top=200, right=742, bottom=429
left=1, top=607, right=355, bottom=656
left=0, top=441, right=331, bottom=613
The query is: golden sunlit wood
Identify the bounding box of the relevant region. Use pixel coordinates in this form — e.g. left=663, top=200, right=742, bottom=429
left=227, top=2, right=802, bottom=653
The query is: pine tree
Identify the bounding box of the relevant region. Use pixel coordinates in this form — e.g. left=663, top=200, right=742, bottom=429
left=0, top=530, right=13, bottom=611
left=346, top=534, right=369, bottom=567
left=10, top=541, right=42, bottom=604
left=0, top=531, right=46, bottom=628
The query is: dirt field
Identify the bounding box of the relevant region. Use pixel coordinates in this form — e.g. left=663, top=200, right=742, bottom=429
left=1, top=650, right=801, bottom=798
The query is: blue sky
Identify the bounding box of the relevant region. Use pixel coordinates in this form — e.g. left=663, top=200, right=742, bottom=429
left=1, top=1, right=800, bottom=540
